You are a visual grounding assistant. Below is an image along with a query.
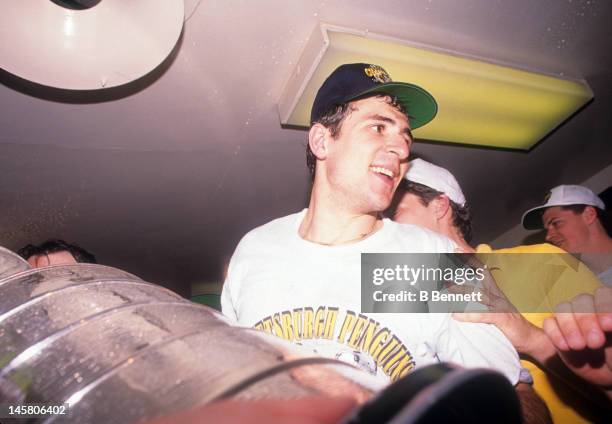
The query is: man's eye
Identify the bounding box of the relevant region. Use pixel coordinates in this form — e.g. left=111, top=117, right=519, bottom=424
left=373, top=124, right=385, bottom=133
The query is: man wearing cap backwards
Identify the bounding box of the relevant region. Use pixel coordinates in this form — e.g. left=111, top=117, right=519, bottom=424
left=392, top=161, right=609, bottom=421
left=222, top=63, right=548, bottom=422
left=389, top=158, right=474, bottom=253
left=522, top=185, right=612, bottom=286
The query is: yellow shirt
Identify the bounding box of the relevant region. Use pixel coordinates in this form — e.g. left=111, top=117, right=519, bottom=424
left=475, top=243, right=603, bottom=423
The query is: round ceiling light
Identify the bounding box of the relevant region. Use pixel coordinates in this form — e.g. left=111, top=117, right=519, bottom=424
left=0, top=0, right=184, bottom=90
left=49, top=1, right=103, bottom=10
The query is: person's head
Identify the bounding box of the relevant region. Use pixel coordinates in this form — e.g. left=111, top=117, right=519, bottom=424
left=522, top=185, right=610, bottom=252
left=306, top=63, right=437, bottom=214
left=18, top=239, right=97, bottom=268
left=390, top=159, right=473, bottom=243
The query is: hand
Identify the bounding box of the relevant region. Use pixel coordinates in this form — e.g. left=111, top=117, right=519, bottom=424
left=450, top=256, right=552, bottom=359
left=543, top=287, right=612, bottom=387
left=447, top=253, right=515, bottom=312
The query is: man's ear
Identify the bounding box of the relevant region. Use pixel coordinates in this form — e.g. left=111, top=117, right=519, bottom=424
left=432, top=195, right=451, bottom=221
left=308, top=123, right=330, bottom=161
left=582, top=205, right=598, bottom=225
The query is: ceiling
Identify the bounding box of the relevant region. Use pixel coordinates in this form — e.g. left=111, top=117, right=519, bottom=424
left=1, top=0, right=611, bottom=297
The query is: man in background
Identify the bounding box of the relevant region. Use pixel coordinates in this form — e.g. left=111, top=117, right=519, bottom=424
left=387, top=158, right=474, bottom=253
left=18, top=239, right=97, bottom=268
left=522, top=185, right=612, bottom=285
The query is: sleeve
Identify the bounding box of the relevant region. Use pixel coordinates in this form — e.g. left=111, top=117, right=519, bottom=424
left=445, top=237, right=457, bottom=252
left=220, top=237, right=249, bottom=324
left=432, top=315, right=523, bottom=385
left=220, top=274, right=238, bottom=323
left=435, top=232, right=457, bottom=253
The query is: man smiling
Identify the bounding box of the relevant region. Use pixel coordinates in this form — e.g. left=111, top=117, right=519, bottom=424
left=522, top=185, right=612, bottom=285
left=222, top=63, right=547, bottom=421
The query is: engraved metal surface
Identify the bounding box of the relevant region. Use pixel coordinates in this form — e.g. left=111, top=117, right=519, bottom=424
left=0, top=249, right=373, bottom=424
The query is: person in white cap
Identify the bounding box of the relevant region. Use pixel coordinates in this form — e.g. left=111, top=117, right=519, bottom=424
left=389, top=158, right=473, bottom=253
left=522, top=185, right=612, bottom=285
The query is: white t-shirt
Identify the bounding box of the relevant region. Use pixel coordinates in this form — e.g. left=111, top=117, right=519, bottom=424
left=221, top=210, right=522, bottom=385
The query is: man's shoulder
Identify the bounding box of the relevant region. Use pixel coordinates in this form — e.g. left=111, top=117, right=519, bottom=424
left=391, top=220, right=445, bottom=238
left=237, top=211, right=302, bottom=248
left=481, top=243, right=565, bottom=254
left=384, top=220, right=456, bottom=252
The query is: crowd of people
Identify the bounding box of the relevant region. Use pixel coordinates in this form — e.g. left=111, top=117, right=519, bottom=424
left=6, top=62, right=611, bottom=423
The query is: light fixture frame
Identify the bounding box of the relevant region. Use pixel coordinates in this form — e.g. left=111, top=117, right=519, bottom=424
left=279, top=23, right=593, bottom=150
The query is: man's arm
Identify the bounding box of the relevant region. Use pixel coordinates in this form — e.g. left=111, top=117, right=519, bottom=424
left=220, top=247, right=245, bottom=323
left=515, top=383, right=552, bottom=424
left=147, top=397, right=356, bottom=424
left=453, top=288, right=612, bottom=411
left=452, top=311, right=558, bottom=363
left=437, top=316, right=551, bottom=423
left=220, top=279, right=238, bottom=322
left=454, top=310, right=555, bottom=423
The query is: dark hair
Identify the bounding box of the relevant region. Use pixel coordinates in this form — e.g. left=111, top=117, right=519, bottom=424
left=18, top=239, right=97, bottom=264
left=306, top=94, right=408, bottom=181
left=558, top=205, right=612, bottom=237
left=389, top=180, right=474, bottom=243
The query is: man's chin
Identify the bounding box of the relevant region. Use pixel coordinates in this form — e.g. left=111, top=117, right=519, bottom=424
left=366, top=196, right=392, bottom=215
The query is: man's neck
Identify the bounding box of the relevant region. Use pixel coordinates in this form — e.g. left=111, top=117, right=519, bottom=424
left=579, top=231, right=612, bottom=273
left=298, top=187, right=382, bottom=246
left=587, top=229, right=612, bottom=253
left=440, top=219, right=474, bottom=253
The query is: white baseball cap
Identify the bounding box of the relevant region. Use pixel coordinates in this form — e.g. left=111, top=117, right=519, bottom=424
left=404, top=159, right=466, bottom=207
left=521, top=184, right=606, bottom=230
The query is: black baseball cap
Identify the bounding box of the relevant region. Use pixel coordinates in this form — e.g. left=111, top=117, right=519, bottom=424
left=310, top=63, right=438, bottom=129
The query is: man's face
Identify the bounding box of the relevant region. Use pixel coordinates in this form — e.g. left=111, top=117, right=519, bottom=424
left=393, top=191, right=437, bottom=230
left=27, top=250, right=78, bottom=268
left=542, top=206, right=590, bottom=252
left=321, top=96, right=412, bottom=213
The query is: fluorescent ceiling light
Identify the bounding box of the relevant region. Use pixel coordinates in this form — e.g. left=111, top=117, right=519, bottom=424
left=279, top=24, right=593, bottom=150
left=0, top=0, right=184, bottom=90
